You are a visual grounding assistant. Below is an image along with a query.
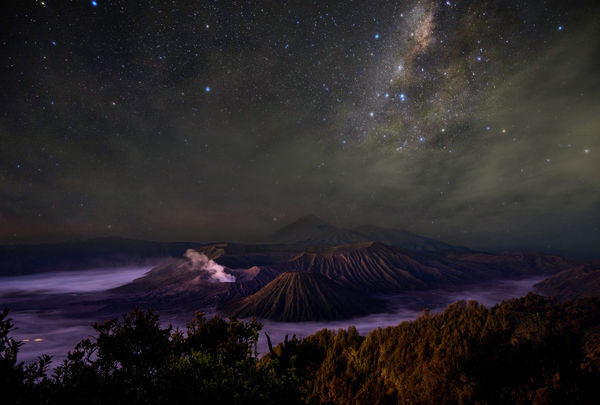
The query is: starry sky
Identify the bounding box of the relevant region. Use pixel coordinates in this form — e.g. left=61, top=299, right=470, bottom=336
left=1, top=0, right=599, bottom=256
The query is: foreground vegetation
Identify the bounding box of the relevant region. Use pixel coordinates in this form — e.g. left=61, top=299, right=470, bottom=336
left=2, top=293, right=600, bottom=404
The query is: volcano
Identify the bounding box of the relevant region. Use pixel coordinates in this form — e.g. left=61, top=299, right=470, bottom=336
left=224, top=271, right=384, bottom=321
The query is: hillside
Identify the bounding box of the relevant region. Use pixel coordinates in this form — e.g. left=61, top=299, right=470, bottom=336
left=270, top=294, right=600, bottom=404
left=224, top=272, right=383, bottom=321
left=535, top=265, right=600, bottom=300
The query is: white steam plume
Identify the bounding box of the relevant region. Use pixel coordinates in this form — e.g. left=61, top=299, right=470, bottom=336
left=184, top=249, right=236, bottom=283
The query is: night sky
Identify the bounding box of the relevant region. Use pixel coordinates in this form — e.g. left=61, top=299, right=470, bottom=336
left=1, top=0, right=599, bottom=256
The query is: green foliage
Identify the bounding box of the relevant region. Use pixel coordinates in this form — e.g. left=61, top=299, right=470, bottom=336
left=48, top=309, right=302, bottom=404
left=286, top=294, right=600, bottom=404
left=4, top=294, right=600, bottom=404
left=0, top=308, right=51, bottom=404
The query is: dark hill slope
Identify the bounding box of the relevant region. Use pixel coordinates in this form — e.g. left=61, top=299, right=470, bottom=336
left=224, top=272, right=383, bottom=321
left=286, top=294, right=600, bottom=404
left=535, top=265, right=600, bottom=300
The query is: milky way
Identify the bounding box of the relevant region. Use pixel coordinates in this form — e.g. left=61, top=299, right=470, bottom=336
left=1, top=0, right=599, bottom=256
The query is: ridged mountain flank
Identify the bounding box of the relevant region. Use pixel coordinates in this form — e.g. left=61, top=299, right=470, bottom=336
left=224, top=272, right=383, bottom=321
left=282, top=242, right=576, bottom=292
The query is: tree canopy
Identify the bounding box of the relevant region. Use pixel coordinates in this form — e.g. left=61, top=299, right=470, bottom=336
left=2, top=294, right=600, bottom=404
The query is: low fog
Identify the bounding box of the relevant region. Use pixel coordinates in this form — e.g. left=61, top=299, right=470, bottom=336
left=1, top=266, right=545, bottom=366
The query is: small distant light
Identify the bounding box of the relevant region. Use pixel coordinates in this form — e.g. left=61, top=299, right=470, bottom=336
left=205, top=86, right=211, bottom=92
left=558, top=26, right=563, bottom=31
left=477, top=56, right=482, bottom=61
left=33, top=338, right=44, bottom=342
left=419, top=137, right=424, bottom=142
left=369, top=112, right=374, bottom=117
left=546, top=158, right=551, bottom=163
left=584, top=148, right=590, bottom=153
left=374, top=33, right=380, bottom=39
left=400, top=93, right=406, bottom=102
left=91, top=1, right=98, bottom=6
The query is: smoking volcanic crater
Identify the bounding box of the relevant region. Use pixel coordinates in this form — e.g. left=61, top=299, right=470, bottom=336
left=91, top=215, right=589, bottom=322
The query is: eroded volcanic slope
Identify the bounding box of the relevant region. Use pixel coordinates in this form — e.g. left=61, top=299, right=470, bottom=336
left=224, top=272, right=384, bottom=321
left=282, top=242, right=576, bottom=292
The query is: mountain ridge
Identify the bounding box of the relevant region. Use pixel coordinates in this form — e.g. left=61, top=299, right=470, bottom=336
left=267, top=215, right=470, bottom=252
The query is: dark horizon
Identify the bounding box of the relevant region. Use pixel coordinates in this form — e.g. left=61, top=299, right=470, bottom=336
left=1, top=213, right=598, bottom=260
left=2, top=1, right=599, bottom=257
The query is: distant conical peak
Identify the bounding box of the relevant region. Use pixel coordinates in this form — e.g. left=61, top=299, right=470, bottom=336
left=289, top=214, right=331, bottom=227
